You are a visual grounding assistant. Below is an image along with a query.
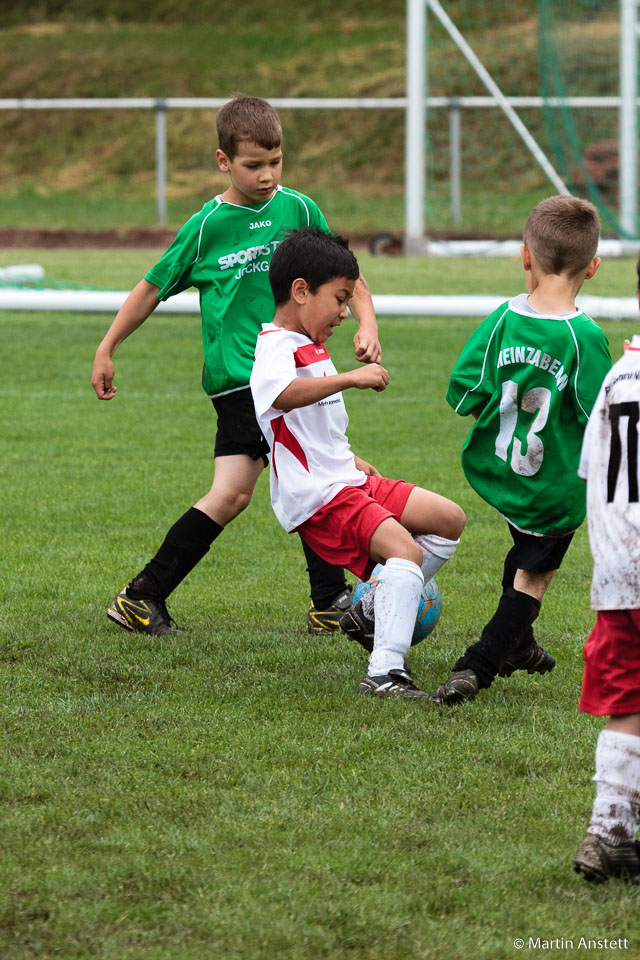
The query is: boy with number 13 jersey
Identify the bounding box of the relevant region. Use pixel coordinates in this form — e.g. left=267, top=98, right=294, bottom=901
left=449, top=292, right=611, bottom=536
left=430, top=195, right=612, bottom=707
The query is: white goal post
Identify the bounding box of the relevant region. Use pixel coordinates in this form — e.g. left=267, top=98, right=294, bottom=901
left=404, top=0, right=639, bottom=253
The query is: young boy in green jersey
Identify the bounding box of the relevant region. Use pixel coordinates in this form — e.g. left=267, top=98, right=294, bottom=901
left=90, top=95, right=380, bottom=636
left=430, top=194, right=613, bottom=706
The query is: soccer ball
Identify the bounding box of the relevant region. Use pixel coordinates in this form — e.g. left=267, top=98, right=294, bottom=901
left=352, top=564, right=442, bottom=646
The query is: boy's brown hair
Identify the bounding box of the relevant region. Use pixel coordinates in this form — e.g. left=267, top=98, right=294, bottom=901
left=216, top=95, right=282, bottom=160
left=523, top=195, right=600, bottom=277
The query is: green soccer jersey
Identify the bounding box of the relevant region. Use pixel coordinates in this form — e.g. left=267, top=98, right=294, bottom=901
left=446, top=294, right=612, bottom=535
left=145, top=185, right=329, bottom=397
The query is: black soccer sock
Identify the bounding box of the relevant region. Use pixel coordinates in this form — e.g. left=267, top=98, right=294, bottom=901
left=501, top=546, right=538, bottom=649
left=299, top=536, right=348, bottom=609
left=501, top=545, right=519, bottom=592
left=127, top=507, right=223, bottom=601
left=452, top=587, right=541, bottom=689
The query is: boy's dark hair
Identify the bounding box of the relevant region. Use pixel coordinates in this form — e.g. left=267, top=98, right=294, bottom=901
left=523, top=195, right=600, bottom=276
left=216, top=95, right=282, bottom=160
left=269, top=227, right=360, bottom=306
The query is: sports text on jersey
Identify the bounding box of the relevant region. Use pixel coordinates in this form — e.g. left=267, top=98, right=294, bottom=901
left=496, top=345, right=569, bottom=391
left=605, top=370, right=640, bottom=394
left=218, top=240, right=281, bottom=272
left=250, top=220, right=272, bottom=229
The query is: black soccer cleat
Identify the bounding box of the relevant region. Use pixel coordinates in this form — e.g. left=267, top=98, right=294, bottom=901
left=107, top=589, right=181, bottom=636
left=498, top=640, right=556, bottom=678
left=339, top=599, right=375, bottom=652
left=307, top=586, right=353, bottom=635
left=573, top=834, right=640, bottom=884
left=357, top=668, right=429, bottom=700
left=430, top=669, right=479, bottom=705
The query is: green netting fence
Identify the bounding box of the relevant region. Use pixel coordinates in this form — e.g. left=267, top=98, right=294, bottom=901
left=424, top=0, right=635, bottom=238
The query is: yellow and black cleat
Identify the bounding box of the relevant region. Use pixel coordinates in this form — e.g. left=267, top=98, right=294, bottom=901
left=107, top=589, right=181, bottom=636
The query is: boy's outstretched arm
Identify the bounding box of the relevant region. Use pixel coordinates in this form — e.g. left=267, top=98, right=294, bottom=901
left=91, top=279, right=161, bottom=400
left=349, top=274, right=381, bottom=364
left=273, top=363, right=389, bottom=410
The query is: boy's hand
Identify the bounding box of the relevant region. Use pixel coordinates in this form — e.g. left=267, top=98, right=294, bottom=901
left=353, top=329, right=382, bottom=364
left=91, top=353, right=117, bottom=400
left=351, top=363, right=389, bottom=392
left=354, top=455, right=381, bottom=477
left=624, top=339, right=631, bottom=352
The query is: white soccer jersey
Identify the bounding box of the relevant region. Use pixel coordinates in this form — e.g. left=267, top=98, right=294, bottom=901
left=578, top=339, right=640, bottom=610
left=250, top=323, right=365, bottom=532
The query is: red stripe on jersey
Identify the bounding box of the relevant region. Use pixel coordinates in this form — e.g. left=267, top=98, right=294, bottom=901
left=258, top=328, right=282, bottom=337
left=294, top=343, right=329, bottom=368
left=270, top=415, right=310, bottom=478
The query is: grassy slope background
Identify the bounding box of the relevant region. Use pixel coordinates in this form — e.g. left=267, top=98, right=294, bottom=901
left=0, top=1, right=622, bottom=236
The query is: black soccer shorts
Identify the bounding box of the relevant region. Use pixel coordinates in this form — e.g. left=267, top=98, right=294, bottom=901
left=211, top=387, right=270, bottom=465
left=505, top=522, right=574, bottom=574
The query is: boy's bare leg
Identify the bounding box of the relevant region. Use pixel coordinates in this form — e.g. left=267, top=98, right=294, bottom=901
left=608, top=715, right=640, bottom=737
left=513, top=568, right=555, bottom=601
left=194, top=454, right=265, bottom=525
left=398, top=487, right=466, bottom=543
left=575, top=714, right=640, bottom=883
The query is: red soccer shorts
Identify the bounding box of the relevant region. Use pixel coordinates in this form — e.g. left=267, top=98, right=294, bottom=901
left=296, top=476, right=415, bottom=581
left=579, top=609, right=640, bottom=717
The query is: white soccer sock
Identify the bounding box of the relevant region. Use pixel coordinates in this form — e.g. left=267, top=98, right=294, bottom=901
left=413, top=533, right=460, bottom=581
left=360, top=534, right=458, bottom=621
left=589, top=729, right=640, bottom=845
left=367, top=557, right=424, bottom=676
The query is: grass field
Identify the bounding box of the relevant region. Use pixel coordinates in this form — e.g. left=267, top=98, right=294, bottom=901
left=2, top=249, right=640, bottom=959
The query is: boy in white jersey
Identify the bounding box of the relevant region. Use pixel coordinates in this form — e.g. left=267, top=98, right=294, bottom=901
left=430, top=195, right=612, bottom=706
left=91, top=96, right=380, bottom=637
left=251, top=227, right=465, bottom=698
left=573, top=284, right=640, bottom=882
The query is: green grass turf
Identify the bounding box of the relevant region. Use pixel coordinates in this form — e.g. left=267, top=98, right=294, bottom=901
left=2, top=251, right=639, bottom=958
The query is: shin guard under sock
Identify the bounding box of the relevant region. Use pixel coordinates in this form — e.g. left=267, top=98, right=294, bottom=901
left=368, top=558, right=424, bottom=676
left=453, top=587, right=541, bottom=688
left=127, top=507, right=223, bottom=600
left=413, top=533, right=460, bottom=581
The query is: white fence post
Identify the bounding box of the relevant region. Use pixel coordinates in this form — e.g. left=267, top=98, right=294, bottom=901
left=619, top=0, right=638, bottom=236
left=449, top=98, right=462, bottom=227
left=155, top=100, right=167, bottom=226
left=405, top=0, right=428, bottom=254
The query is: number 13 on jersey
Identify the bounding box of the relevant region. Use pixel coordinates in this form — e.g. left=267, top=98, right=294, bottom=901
left=495, top=380, right=552, bottom=478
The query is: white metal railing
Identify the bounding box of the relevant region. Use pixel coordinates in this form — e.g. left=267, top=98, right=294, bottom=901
left=0, top=95, right=635, bottom=229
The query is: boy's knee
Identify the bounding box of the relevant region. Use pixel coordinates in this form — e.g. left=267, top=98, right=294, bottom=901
left=224, top=488, right=253, bottom=518
left=199, top=486, right=253, bottom=523
left=443, top=502, right=466, bottom=540
left=399, top=540, right=424, bottom=568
